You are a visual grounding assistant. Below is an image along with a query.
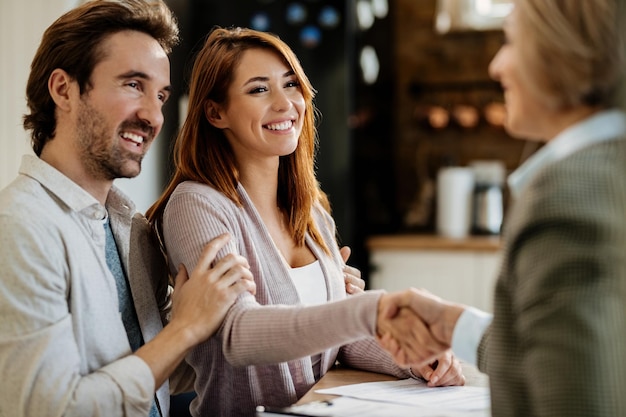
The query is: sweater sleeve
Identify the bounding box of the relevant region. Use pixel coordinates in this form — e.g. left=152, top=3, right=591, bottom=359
left=162, top=184, right=384, bottom=367
left=337, top=338, right=411, bottom=379
left=221, top=291, right=382, bottom=366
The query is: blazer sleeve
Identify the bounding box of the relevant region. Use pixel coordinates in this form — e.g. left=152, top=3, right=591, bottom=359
left=476, top=325, right=490, bottom=372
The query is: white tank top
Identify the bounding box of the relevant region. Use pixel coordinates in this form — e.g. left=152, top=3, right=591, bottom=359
left=289, top=260, right=327, bottom=305
left=289, top=260, right=327, bottom=378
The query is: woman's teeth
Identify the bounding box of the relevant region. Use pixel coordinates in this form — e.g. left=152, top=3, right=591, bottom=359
left=265, top=120, right=293, bottom=131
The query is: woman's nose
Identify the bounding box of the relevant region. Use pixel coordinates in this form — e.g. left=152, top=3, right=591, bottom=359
left=271, top=90, right=292, bottom=112
left=488, top=48, right=503, bottom=82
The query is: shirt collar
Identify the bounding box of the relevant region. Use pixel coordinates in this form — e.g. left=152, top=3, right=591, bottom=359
left=508, top=109, right=626, bottom=198
left=19, top=155, right=135, bottom=220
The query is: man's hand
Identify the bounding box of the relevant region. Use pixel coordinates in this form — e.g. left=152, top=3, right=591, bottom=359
left=169, top=233, right=256, bottom=345
left=339, top=246, right=365, bottom=294
left=136, top=233, right=255, bottom=388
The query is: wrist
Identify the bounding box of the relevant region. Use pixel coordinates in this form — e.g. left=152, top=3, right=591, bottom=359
left=407, top=366, right=425, bottom=381
left=163, top=318, right=201, bottom=349
left=440, top=303, right=465, bottom=346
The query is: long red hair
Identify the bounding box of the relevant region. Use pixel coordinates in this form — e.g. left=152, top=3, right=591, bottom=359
left=146, top=27, right=330, bottom=253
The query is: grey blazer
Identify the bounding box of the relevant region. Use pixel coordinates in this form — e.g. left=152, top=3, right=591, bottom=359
left=477, top=137, right=626, bottom=416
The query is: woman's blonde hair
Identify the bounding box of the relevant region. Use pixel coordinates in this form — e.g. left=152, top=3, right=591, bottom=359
left=514, top=0, right=625, bottom=109
left=146, top=27, right=331, bottom=253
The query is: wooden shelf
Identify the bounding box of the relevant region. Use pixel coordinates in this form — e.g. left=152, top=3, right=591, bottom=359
left=366, top=234, right=501, bottom=252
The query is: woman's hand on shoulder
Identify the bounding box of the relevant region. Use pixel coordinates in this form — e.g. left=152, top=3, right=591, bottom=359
left=340, top=246, right=365, bottom=294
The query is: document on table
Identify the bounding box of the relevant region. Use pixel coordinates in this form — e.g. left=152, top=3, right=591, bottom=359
left=257, top=379, right=490, bottom=417
left=316, top=378, right=490, bottom=411
left=257, top=397, right=488, bottom=417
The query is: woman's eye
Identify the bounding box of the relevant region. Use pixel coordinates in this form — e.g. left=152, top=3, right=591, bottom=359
left=286, top=80, right=300, bottom=88
left=249, top=86, right=268, bottom=94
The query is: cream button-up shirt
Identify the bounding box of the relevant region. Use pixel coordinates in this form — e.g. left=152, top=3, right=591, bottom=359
left=0, top=155, right=172, bottom=417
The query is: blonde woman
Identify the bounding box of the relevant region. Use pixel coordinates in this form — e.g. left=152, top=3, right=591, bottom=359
left=380, top=1, right=626, bottom=416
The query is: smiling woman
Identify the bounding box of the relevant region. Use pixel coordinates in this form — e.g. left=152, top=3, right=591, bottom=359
left=204, top=48, right=305, bottom=168
left=145, top=26, right=466, bottom=417
left=378, top=1, right=626, bottom=416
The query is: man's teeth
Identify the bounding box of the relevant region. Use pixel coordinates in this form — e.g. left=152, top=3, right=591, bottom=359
left=121, top=132, right=144, bottom=144
left=265, top=120, right=293, bottom=131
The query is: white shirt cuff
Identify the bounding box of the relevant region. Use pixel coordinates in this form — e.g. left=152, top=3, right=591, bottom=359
left=451, top=307, right=492, bottom=365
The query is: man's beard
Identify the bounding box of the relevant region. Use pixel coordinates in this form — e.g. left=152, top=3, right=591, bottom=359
left=76, top=98, right=153, bottom=181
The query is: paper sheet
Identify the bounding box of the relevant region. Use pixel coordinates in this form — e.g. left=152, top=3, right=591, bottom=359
left=258, top=397, right=489, bottom=417
left=315, top=378, right=490, bottom=411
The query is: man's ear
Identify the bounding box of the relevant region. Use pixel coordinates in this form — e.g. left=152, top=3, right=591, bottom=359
left=48, top=68, right=75, bottom=112
left=205, top=100, right=228, bottom=129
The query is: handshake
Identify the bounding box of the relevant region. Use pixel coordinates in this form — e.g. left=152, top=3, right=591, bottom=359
left=375, top=288, right=467, bottom=385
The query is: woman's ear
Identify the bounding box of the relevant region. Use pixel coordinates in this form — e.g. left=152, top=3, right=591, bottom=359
left=205, top=100, right=228, bottom=129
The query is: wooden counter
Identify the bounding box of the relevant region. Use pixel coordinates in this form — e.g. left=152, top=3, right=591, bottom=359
left=366, top=234, right=502, bottom=311
left=366, top=234, right=501, bottom=252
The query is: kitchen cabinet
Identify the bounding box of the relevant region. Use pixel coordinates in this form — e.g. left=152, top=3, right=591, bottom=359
left=367, top=235, right=501, bottom=312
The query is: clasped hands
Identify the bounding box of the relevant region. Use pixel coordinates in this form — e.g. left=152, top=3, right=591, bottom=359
left=376, top=288, right=467, bottom=386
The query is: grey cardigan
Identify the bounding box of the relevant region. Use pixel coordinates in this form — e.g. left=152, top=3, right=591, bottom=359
left=163, top=181, right=409, bottom=417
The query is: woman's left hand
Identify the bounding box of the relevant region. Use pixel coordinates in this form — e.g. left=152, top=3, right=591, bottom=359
left=410, top=350, right=466, bottom=387
left=340, top=246, right=365, bottom=294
